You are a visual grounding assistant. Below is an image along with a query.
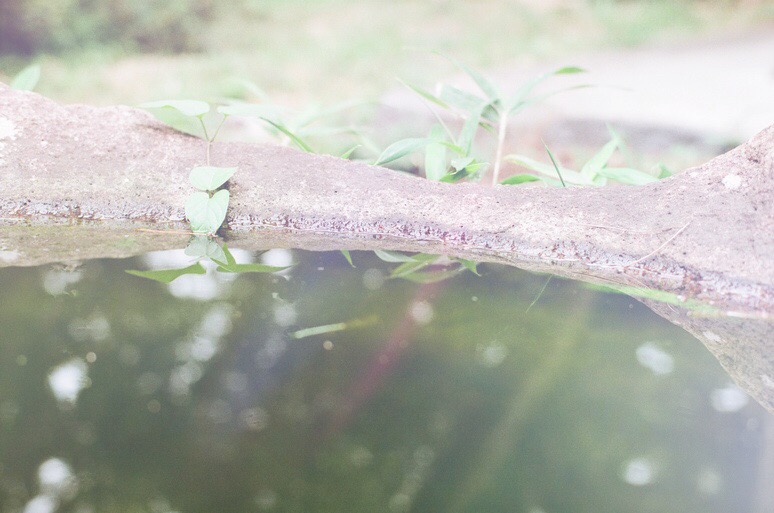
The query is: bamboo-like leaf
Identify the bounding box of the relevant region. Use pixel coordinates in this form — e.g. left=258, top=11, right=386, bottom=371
left=259, top=118, right=314, bottom=153
left=436, top=52, right=501, bottom=101
left=374, top=138, right=435, bottom=166
left=339, top=145, right=361, bottom=159
left=398, top=79, right=450, bottom=109
left=456, top=259, right=480, bottom=275
left=580, top=137, right=619, bottom=179
left=500, top=174, right=543, bottom=185
left=506, top=66, right=585, bottom=113
left=340, top=250, right=355, bottom=267
left=125, top=263, right=206, bottom=283
left=438, top=84, right=487, bottom=114
left=216, top=103, right=288, bottom=118
left=456, top=105, right=484, bottom=155
left=397, top=267, right=463, bottom=284
left=373, top=250, right=415, bottom=263
left=10, top=63, right=41, bottom=91
left=140, top=99, right=210, bottom=118
left=390, top=254, right=440, bottom=278
left=216, top=263, right=289, bottom=274
left=425, top=125, right=448, bottom=181
left=544, top=143, right=566, bottom=188
left=597, top=167, right=658, bottom=185
left=505, top=155, right=592, bottom=185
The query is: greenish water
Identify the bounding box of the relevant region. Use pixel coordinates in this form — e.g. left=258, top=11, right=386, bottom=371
left=0, top=249, right=769, bottom=513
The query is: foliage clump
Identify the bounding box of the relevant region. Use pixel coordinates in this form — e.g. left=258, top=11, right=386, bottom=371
left=0, top=0, right=213, bottom=55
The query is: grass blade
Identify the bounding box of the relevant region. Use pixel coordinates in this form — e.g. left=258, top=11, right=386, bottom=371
left=374, top=138, right=435, bottom=166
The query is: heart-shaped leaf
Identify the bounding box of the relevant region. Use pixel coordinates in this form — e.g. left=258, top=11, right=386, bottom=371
left=184, top=236, right=227, bottom=263
left=185, top=190, right=229, bottom=234
left=189, top=166, right=237, bottom=191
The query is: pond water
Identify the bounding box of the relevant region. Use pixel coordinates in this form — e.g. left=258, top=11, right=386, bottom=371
left=0, top=248, right=770, bottom=513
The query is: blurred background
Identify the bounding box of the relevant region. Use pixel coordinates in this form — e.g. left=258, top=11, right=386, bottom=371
left=1, top=2, right=774, bottom=512
left=1, top=0, right=773, bottom=172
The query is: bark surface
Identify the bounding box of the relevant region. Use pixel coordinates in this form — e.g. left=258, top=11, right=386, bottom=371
left=1, top=84, right=772, bottom=412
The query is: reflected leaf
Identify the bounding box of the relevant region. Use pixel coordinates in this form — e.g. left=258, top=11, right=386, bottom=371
left=215, top=263, right=289, bottom=274
left=398, top=267, right=464, bottom=283
left=374, top=250, right=416, bottom=263
left=185, top=237, right=226, bottom=263
left=125, top=263, right=206, bottom=283
left=340, top=250, right=355, bottom=267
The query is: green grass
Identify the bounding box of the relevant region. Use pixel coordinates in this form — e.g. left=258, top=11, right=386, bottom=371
left=2, top=0, right=771, bottom=106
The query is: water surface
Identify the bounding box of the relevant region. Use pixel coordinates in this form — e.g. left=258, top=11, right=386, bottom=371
left=0, top=249, right=769, bottom=513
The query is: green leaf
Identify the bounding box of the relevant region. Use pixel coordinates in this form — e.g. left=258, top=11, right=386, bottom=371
left=456, top=258, right=480, bottom=275
left=390, top=254, right=440, bottom=278
left=451, top=157, right=475, bottom=172
left=580, top=137, right=619, bottom=179
left=373, top=249, right=415, bottom=263
left=440, top=160, right=488, bottom=182
left=215, top=263, right=289, bottom=274
left=500, top=174, right=542, bottom=185
left=221, top=244, right=237, bottom=265
left=340, top=249, right=355, bottom=267
left=140, top=100, right=210, bottom=118
left=398, top=267, right=463, bottom=283
left=456, top=105, right=484, bottom=155
left=506, top=66, right=585, bottom=113
left=185, top=236, right=227, bottom=262
left=505, top=155, right=591, bottom=185
left=424, top=125, right=448, bottom=181
left=597, top=167, right=658, bottom=185
left=125, top=263, right=206, bottom=284
left=436, top=52, right=501, bottom=101
left=374, top=138, right=436, bottom=166
left=189, top=166, right=237, bottom=191
left=438, top=84, right=488, bottom=114
left=339, top=145, right=361, bottom=159
left=543, top=143, right=566, bottom=188
left=398, top=79, right=450, bottom=109
left=10, top=63, right=41, bottom=91
left=259, top=117, right=314, bottom=153
left=185, top=190, right=230, bottom=234
left=657, top=163, right=672, bottom=179
left=216, top=103, right=288, bottom=118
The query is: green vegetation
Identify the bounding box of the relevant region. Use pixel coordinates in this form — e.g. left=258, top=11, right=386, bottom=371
left=1, top=1, right=770, bottom=106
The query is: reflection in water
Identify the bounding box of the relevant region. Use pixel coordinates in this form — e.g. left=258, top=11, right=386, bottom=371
left=0, top=250, right=770, bottom=513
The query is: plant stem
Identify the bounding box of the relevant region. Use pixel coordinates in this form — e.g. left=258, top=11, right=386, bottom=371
left=199, top=118, right=211, bottom=166
left=492, top=113, right=508, bottom=185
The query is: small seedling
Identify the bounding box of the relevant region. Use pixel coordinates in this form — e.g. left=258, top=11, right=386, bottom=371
left=376, top=55, right=585, bottom=184
left=504, top=128, right=660, bottom=187
left=141, top=100, right=235, bottom=235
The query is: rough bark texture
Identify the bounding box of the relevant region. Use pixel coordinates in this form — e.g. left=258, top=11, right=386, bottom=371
left=1, top=83, right=772, bottom=412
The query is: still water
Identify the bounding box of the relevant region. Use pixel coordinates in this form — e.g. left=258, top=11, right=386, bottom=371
left=0, top=248, right=770, bottom=513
